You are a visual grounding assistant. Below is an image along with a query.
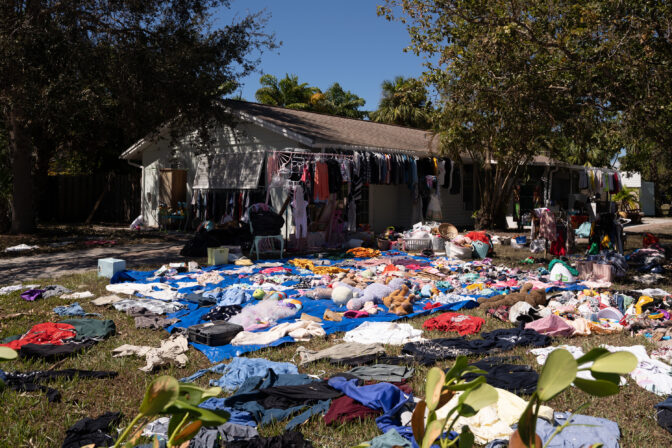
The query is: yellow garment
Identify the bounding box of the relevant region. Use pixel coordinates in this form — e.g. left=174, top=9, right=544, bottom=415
left=346, top=247, right=381, bottom=258
left=433, top=388, right=553, bottom=445
left=289, top=258, right=347, bottom=275
left=466, top=283, right=484, bottom=291
left=634, top=296, right=654, bottom=315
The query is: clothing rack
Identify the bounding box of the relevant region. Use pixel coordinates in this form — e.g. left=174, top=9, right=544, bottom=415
left=274, top=149, right=354, bottom=160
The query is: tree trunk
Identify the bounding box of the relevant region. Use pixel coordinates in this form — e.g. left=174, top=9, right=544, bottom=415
left=8, top=109, right=36, bottom=234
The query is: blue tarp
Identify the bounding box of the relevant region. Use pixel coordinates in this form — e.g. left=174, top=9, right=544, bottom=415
left=111, top=253, right=585, bottom=363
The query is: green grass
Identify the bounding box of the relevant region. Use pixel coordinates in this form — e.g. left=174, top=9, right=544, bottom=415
left=1, top=236, right=672, bottom=447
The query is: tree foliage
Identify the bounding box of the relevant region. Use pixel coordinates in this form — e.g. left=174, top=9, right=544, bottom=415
left=1, top=0, right=275, bottom=233
left=380, top=0, right=672, bottom=226
left=370, top=76, right=433, bottom=129
left=254, top=74, right=318, bottom=110
left=255, top=75, right=367, bottom=118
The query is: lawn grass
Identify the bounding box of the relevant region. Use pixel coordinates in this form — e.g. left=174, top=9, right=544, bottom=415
left=1, top=236, right=672, bottom=447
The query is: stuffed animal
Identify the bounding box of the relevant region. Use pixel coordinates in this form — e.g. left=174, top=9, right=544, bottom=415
left=382, top=284, right=418, bottom=316
left=477, top=283, right=547, bottom=308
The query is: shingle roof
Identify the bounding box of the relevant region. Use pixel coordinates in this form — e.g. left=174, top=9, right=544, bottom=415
left=226, top=100, right=438, bottom=155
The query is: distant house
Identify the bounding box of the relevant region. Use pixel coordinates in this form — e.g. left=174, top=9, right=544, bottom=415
left=120, top=100, right=477, bottom=232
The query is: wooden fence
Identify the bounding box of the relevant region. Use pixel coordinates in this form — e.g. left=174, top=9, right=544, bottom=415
left=42, top=172, right=140, bottom=223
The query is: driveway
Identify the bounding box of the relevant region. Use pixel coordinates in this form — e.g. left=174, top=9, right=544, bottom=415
left=624, top=217, right=672, bottom=236
left=0, top=239, right=189, bottom=283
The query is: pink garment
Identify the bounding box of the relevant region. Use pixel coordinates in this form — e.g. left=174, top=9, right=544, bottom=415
left=260, top=267, right=291, bottom=275
left=539, top=209, right=557, bottom=241
left=525, top=314, right=575, bottom=337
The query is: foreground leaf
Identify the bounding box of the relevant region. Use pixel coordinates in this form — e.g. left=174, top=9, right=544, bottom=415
left=590, top=351, right=638, bottom=375
left=537, top=349, right=578, bottom=401
left=425, top=367, right=446, bottom=411
left=140, top=376, right=179, bottom=416
left=573, top=378, right=620, bottom=397
left=422, top=418, right=446, bottom=448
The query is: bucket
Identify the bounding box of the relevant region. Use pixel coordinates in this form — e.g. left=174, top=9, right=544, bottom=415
left=515, top=236, right=527, bottom=245
left=207, top=247, right=230, bottom=266
left=431, top=235, right=445, bottom=251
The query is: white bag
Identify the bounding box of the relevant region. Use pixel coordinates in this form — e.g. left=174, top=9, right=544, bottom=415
left=446, top=241, right=471, bottom=259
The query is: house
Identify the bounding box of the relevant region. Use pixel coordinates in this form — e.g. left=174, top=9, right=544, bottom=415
left=120, top=100, right=477, bottom=233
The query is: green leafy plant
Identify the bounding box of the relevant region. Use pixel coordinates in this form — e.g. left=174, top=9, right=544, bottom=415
left=612, top=186, right=639, bottom=212
left=113, top=376, right=228, bottom=448
left=412, top=356, right=498, bottom=448
left=515, top=348, right=637, bottom=448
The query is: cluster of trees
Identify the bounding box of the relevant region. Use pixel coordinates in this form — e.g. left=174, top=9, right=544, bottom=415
left=253, top=73, right=433, bottom=128
left=1, top=0, right=275, bottom=234
left=380, top=0, right=672, bottom=227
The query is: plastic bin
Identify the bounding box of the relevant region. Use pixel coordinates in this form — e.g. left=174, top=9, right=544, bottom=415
left=431, top=235, right=445, bottom=251
left=97, top=258, right=126, bottom=278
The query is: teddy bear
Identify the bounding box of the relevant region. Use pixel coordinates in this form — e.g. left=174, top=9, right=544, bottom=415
left=382, top=284, right=418, bottom=316
left=477, top=283, right=547, bottom=308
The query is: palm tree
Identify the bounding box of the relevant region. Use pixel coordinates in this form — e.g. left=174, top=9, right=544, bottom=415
left=370, top=76, right=433, bottom=128
left=316, top=83, right=367, bottom=119
left=254, top=74, right=318, bottom=110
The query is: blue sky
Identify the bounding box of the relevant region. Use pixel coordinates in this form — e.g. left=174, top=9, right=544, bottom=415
left=218, top=0, right=426, bottom=111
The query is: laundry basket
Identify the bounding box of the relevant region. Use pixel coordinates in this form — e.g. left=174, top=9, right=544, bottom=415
left=401, top=238, right=432, bottom=252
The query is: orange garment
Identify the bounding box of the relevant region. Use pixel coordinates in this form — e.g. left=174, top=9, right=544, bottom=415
left=346, top=247, right=381, bottom=258
left=1, top=322, right=76, bottom=350
left=314, top=162, right=330, bottom=201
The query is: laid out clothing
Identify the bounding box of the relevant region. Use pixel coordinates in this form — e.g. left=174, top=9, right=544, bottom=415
left=181, top=356, right=298, bottom=390
left=536, top=412, right=620, bottom=448
left=112, top=298, right=185, bottom=315
left=20, top=340, right=96, bottom=360
left=343, top=322, right=425, bottom=346
left=202, top=304, right=243, bottom=322
left=59, top=319, right=116, bottom=341
left=295, top=342, right=385, bottom=366
left=53, top=303, right=100, bottom=318
left=434, top=387, right=553, bottom=445
left=345, top=364, right=414, bottom=383
left=462, top=357, right=538, bottom=395
left=222, top=371, right=334, bottom=430
left=112, top=335, right=189, bottom=372
left=327, top=376, right=414, bottom=443
left=422, top=312, right=484, bottom=336
left=655, top=396, right=672, bottom=435
left=525, top=314, right=575, bottom=337
left=323, top=394, right=381, bottom=425
left=367, top=429, right=413, bottom=448
left=134, top=315, right=179, bottom=330
left=4, top=369, right=117, bottom=403
left=0, top=322, right=76, bottom=350
left=61, top=411, right=121, bottom=448
left=402, top=327, right=551, bottom=365
left=191, top=423, right=259, bottom=447
left=224, top=431, right=314, bottom=448
left=231, top=321, right=325, bottom=346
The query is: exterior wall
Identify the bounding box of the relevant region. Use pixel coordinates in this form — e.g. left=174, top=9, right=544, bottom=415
left=139, top=122, right=304, bottom=227
left=368, top=182, right=473, bottom=233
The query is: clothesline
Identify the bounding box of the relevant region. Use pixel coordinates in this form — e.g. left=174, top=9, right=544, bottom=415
left=274, top=150, right=354, bottom=160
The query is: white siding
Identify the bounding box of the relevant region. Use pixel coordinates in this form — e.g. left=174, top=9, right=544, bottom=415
left=139, top=122, right=304, bottom=227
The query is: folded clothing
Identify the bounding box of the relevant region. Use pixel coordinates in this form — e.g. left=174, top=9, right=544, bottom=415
left=422, top=312, right=484, bottom=335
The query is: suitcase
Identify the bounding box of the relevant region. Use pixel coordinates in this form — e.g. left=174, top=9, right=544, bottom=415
left=187, top=321, right=243, bottom=346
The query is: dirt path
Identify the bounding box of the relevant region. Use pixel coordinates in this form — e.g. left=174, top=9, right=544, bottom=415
left=0, top=238, right=189, bottom=283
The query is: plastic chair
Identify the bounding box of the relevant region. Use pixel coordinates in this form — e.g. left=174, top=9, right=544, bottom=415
left=247, top=204, right=284, bottom=260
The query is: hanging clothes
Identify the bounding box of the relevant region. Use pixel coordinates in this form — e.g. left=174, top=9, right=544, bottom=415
left=314, top=162, right=330, bottom=202
left=292, top=185, right=308, bottom=239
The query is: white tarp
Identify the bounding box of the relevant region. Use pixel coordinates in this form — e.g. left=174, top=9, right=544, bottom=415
left=192, top=152, right=265, bottom=190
